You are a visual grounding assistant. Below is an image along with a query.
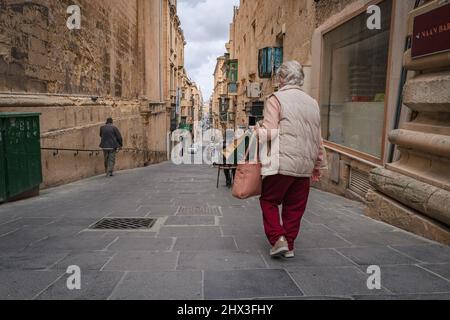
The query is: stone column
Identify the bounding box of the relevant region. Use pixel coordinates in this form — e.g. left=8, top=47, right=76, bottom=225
left=366, top=1, right=450, bottom=244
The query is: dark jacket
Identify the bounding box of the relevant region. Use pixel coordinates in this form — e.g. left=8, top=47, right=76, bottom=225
left=100, top=124, right=123, bottom=149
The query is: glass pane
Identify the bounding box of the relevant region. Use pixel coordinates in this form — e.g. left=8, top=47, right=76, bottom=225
left=320, top=0, right=392, bottom=158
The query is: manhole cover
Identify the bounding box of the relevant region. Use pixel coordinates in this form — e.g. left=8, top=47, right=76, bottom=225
left=177, top=206, right=220, bottom=215
left=90, top=218, right=156, bottom=230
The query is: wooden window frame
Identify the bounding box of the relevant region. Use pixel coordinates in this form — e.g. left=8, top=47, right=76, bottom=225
left=318, top=0, right=397, bottom=165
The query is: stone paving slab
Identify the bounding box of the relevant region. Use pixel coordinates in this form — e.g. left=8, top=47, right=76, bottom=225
left=335, top=246, right=420, bottom=266
left=419, top=264, right=450, bottom=280
left=0, top=232, right=50, bottom=253
left=338, top=230, right=431, bottom=247
left=204, top=269, right=303, bottom=299
left=165, top=215, right=216, bottom=226
left=0, top=252, right=68, bottom=271
left=0, top=162, right=449, bottom=300
left=372, top=265, right=450, bottom=294
left=107, top=237, right=174, bottom=251
left=0, top=270, right=64, bottom=300
left=233, top=235, right=272, bottom=251
left=353, top=293, right=450, bottom=300
left=109, top=271, right=203, bottom=300
left=265, top=248, right=355, bottom=269
left=158, top=226, right=222, bottom=238
left=177, top=251, right=267, bottom=271
left=27, top=234, right=117, bottom=252
left=35, top=271, right=124, bottom=300
left=288, top=266, right=388, bottom=296
left=390, top=244, right=450, bottom=263
left=221, top=225, right=265, bottom=236
left=295, top=229, right=353, bottom=249
left=173, top=237, right=237, bottom=251
left=101, top=251, right=179, bottom=272
left=50, top=251, right=115, bottom=271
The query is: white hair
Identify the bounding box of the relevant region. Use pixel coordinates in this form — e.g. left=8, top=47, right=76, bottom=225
left=276, top=61, right=305, bottom=87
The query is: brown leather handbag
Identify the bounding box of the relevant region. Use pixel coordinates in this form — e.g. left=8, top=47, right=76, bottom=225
left=232, top=136, right=262, bottom=199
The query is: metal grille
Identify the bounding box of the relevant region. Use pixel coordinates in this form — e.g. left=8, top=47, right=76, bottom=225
left=90, top=218, right=156, bottom=230
left=177, top=206, right=220, bottom=215
left=349, top=168, right=372, bottom=197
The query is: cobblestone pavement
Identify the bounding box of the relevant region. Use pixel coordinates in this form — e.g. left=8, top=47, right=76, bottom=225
left=0, top=162, right=449, bottom=300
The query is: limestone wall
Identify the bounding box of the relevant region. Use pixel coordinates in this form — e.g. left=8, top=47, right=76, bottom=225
left=0, top=0, right=142, bottom=97
left=0, top=1, right=173, bottom=189
left=0, top=94, right=167, bottom=188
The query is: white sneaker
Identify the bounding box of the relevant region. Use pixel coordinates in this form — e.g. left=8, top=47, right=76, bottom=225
left=284, top=250, right=295, bottom=258
left=270, top=236, right=289, bottom=257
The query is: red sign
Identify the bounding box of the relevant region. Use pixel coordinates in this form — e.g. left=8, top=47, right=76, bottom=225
left=411, top=3, right=450, bottom=59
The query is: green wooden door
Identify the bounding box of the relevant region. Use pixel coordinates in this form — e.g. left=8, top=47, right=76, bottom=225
left=0, top=119, right=6, bottom=202
left=4, top=115, right=42, bottom=198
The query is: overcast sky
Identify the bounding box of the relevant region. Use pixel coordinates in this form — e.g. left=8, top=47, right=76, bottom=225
left=178, top=0, right=240, bottom=102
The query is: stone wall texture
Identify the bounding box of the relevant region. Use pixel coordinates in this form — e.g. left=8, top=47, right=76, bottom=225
left=314, top=0, right=359, bottom=26
left=0, top=0, right=142, bottom=98
left=366, top=190, right=450, bottom=245
left=0, top=1, right=179, bottom=188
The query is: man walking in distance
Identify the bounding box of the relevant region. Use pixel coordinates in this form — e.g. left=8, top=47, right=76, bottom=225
left=100, top=118, right=123, bottom=177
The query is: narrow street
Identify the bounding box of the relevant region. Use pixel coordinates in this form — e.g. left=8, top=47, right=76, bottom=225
left=0, top=162, right=449, bottom=300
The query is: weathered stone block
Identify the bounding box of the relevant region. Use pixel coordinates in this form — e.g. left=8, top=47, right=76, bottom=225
left=403, top=72, right=450, bottom=112
left=370, top=167, right=450, bottom=226
left=365, top=190, right=450, bottom=245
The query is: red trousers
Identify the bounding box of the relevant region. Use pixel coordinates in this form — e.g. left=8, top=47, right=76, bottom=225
left=259, top=174, right=310, bottom=251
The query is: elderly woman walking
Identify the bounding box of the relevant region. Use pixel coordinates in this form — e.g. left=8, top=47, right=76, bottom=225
left=256, top=61, right=326, bottom=258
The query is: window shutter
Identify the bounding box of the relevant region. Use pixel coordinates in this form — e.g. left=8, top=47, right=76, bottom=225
left=273, top=47, right=283, bottom=73
left=258, top=47, right=271, bottom=78
left=258, top=47, right=282, bottom=78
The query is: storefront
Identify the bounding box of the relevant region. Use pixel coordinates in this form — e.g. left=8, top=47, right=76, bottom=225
left=310, top=0, right=450, bottom=243
left=310, top=0, right=414, bottom=200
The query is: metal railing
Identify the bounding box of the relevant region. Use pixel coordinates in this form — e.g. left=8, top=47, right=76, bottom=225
left=41, top=147, right=162, bottom=157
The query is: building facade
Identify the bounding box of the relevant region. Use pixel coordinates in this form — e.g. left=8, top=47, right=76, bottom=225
left=213, top=0, right=449, bottom=243
left=0, top=0, right=194, bottom=187
left=212, top=56, right=229, bottom=133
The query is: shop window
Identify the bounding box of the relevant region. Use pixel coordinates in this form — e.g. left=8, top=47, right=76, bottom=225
left=319, top=0, right=392, bottom=158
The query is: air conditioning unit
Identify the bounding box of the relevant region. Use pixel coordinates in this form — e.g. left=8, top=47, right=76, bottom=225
left=246, top=83, right=261, bottom=98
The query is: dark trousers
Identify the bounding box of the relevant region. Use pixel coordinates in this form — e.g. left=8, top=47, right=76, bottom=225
left=224, top=168, right=236, bottom=186
left=259, top=174, right=310, bottom=251
left=103, top=149, right=117, bottom=174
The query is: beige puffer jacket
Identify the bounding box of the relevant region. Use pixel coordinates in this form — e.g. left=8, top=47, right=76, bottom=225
left=261, top=85, right=322, bottom=178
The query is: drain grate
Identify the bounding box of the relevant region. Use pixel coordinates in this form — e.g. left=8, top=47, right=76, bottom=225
left=177, top=206, right=220, bottom=215
left=90, top=218, right=156, bottom=230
